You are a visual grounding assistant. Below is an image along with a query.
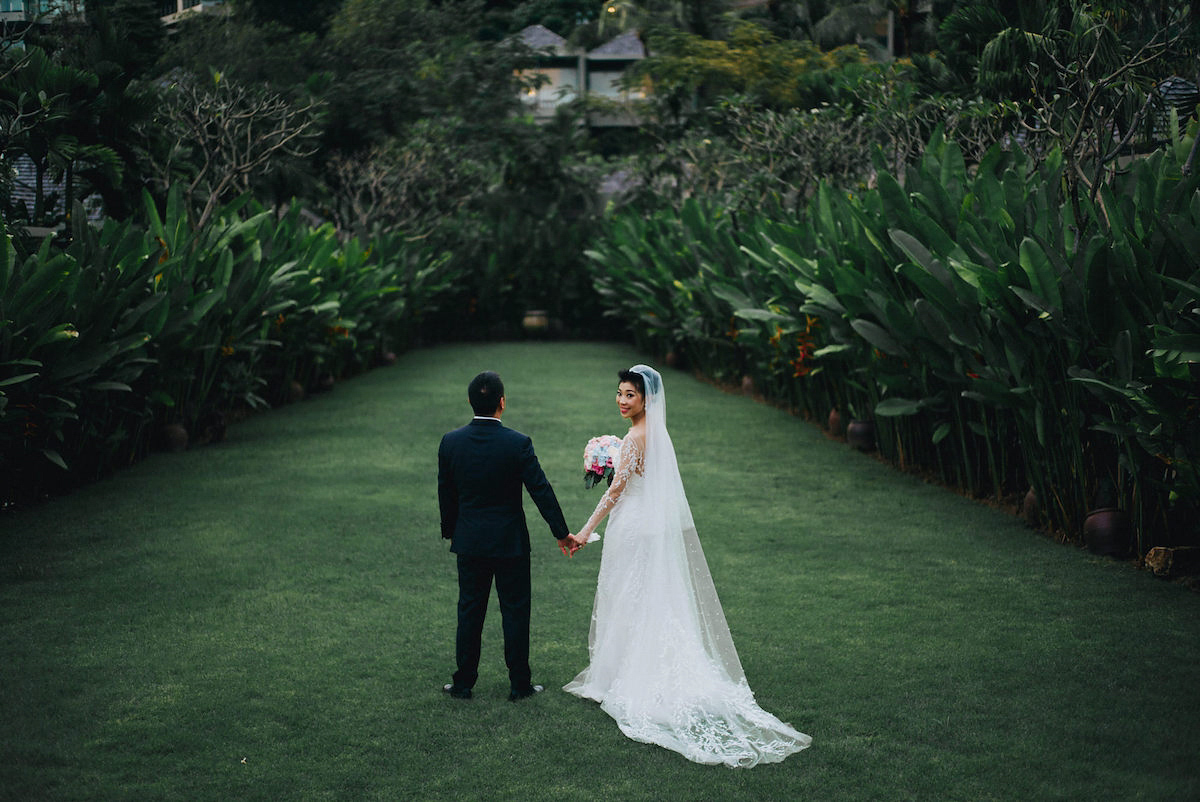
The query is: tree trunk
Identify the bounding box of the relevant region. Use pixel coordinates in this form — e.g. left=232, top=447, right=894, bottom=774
left=34, top=162, right=45, bottom=225
left=65, top=161, right=74, bottom=220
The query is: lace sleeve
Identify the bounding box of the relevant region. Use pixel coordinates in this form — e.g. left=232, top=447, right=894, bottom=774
left=579, top=434, right=644, bottom=540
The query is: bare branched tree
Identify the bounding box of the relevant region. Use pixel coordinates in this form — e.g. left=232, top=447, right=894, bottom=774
left=326, top=123, right=492, bottom=239
left=154, top=71, right=322, bottom=229
left=1012, top=18, right=1190, bottom=225
left=724, top=104, right=874, bottom=208
left=0, top=20, right=41, bottom=182
left=326, top=144, right=451, bottom=239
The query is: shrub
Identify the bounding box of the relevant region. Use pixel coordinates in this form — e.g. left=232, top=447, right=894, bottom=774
left=588, top=134, right=1200, bottom=553
left=0, top=187, right=458, bottom=508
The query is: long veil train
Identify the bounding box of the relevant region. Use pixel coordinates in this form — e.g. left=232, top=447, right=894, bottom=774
left=565, top=365, right=811, bottom=767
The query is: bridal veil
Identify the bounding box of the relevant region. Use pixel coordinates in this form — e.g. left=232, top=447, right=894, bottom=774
left=565, top=364, right=811, bottom=767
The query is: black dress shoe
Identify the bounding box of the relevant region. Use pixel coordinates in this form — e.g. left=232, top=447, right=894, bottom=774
left=508, top=684, right=544, bottom=702
left=443, top=683, right=472, bottom=699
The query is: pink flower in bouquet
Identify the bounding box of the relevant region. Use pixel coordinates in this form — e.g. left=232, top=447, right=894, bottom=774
left=583, top=434, right=621, bottom=489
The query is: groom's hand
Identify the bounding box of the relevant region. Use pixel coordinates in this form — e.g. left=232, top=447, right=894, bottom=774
left=567, top=534, right=586, bottom=557
left=558, top=537, right=573, bottom=558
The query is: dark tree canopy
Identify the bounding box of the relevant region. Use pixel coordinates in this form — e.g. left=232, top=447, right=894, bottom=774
left=226, top=0, right=341, bottom=33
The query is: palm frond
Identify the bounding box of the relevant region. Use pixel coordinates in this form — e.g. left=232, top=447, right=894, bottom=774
left=1067, top=6, right=1126, bottom=75
left=938, top=4, right=1007, bottom=55
left=978, top=27, right=1055, bottom=96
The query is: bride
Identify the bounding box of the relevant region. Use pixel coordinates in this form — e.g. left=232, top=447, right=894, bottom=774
left=564, top=365, right=811, bottom=767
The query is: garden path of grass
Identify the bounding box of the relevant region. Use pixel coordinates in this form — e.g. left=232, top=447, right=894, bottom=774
left=2, top=341, right=1199, bottom=801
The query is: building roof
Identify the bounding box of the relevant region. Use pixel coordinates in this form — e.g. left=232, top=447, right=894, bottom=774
left=518, top=24, right=571, bottom=54
left=1158, top=76, right=1199, bottom=108
left=1154, top=76, right=1200, bottom=139
left=589, top=30, right=645, bottom=58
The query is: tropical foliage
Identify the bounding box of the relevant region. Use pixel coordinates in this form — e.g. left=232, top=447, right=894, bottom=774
left=588, top=132, right=1200, bottom=554
left=629, top=20, right=871, bottom=112
left=0, top=188, right=458, bottom=508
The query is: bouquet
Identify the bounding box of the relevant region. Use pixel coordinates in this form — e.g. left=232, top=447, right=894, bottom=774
left=583, top=435, right=622, bottom=489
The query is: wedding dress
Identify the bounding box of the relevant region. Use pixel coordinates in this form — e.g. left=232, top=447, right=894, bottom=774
left=564, top=365, right=811, bottom=767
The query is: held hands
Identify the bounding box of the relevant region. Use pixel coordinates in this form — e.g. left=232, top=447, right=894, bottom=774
left=559, top=533, right=588, bottom=558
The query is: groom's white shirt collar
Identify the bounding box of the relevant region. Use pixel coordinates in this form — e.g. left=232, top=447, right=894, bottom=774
left=472, top=416, right=501, bottom=422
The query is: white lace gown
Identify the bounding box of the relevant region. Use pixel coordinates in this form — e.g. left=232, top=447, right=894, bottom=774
left=564, top=436, right=812, bottom=767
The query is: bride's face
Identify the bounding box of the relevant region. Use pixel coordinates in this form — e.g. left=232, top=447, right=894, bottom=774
left=617, top=381, right=645, bottom=421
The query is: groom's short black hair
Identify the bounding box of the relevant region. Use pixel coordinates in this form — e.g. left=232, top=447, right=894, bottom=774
left=469, top=371, right=504, bottom=416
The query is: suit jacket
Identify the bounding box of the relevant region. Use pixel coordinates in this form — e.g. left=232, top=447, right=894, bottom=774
left=438, top=418, right=569, bottom=557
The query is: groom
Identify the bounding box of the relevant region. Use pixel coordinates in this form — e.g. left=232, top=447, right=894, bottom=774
left=438, top=371, right=572, bottom=701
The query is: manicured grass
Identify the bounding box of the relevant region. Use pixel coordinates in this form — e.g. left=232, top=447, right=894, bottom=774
left=2, top=341, right=1198, bottom=801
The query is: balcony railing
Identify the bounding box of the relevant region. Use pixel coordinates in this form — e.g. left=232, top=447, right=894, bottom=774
left=161, top=0, right=219, bottom=23
left=1, top=1, right=85, bottom=17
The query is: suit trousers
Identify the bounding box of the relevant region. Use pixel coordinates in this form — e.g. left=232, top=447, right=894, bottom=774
left=453, top=554, right=532, bottom=691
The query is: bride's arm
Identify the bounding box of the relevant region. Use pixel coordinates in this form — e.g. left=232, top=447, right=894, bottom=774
left=577, top=434, right=644, bottom=541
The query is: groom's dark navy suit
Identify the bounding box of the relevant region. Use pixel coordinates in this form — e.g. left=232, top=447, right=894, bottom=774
left=438, top=417, right=569, bottom=694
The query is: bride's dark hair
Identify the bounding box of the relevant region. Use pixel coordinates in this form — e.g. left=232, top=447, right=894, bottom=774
left=617, top=369, right=645, bottom=395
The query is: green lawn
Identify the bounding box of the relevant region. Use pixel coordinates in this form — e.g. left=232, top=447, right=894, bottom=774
left=2, top=342, right=1198, bottom=801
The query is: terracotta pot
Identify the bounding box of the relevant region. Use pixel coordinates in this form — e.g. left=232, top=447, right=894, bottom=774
left=827, top=408, right=844, bottom=436
left=1022, top=487, right=1039, bottom=525
left=1083, top=507, right=1132, bottom=558
left=522, top=310, right=549, bottom=333
left=665, top=350, right=679, bottom=369
left=159, top=423, right=188, bottom=453
left=287, top=380, right=305, bottom=403
left=741, top=375, right=756, bottom=397
left=846, top=419, right=876, bottom=452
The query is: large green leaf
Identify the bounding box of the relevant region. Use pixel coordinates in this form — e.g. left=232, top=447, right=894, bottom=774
left=734, top=308, right=791, bottom=324
left=851, top=319, right=909, bottom=358
left=0, top=372, right=40, bottom=388
left=0, top=234, right=14, bottom=297
left=32, top=323, right=80, bottom=349
left=875, top=397, right=924, bottom=417
left=1018, top=237, right=1062, bottom=311
left=9, top=251, right=74, bottom=315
